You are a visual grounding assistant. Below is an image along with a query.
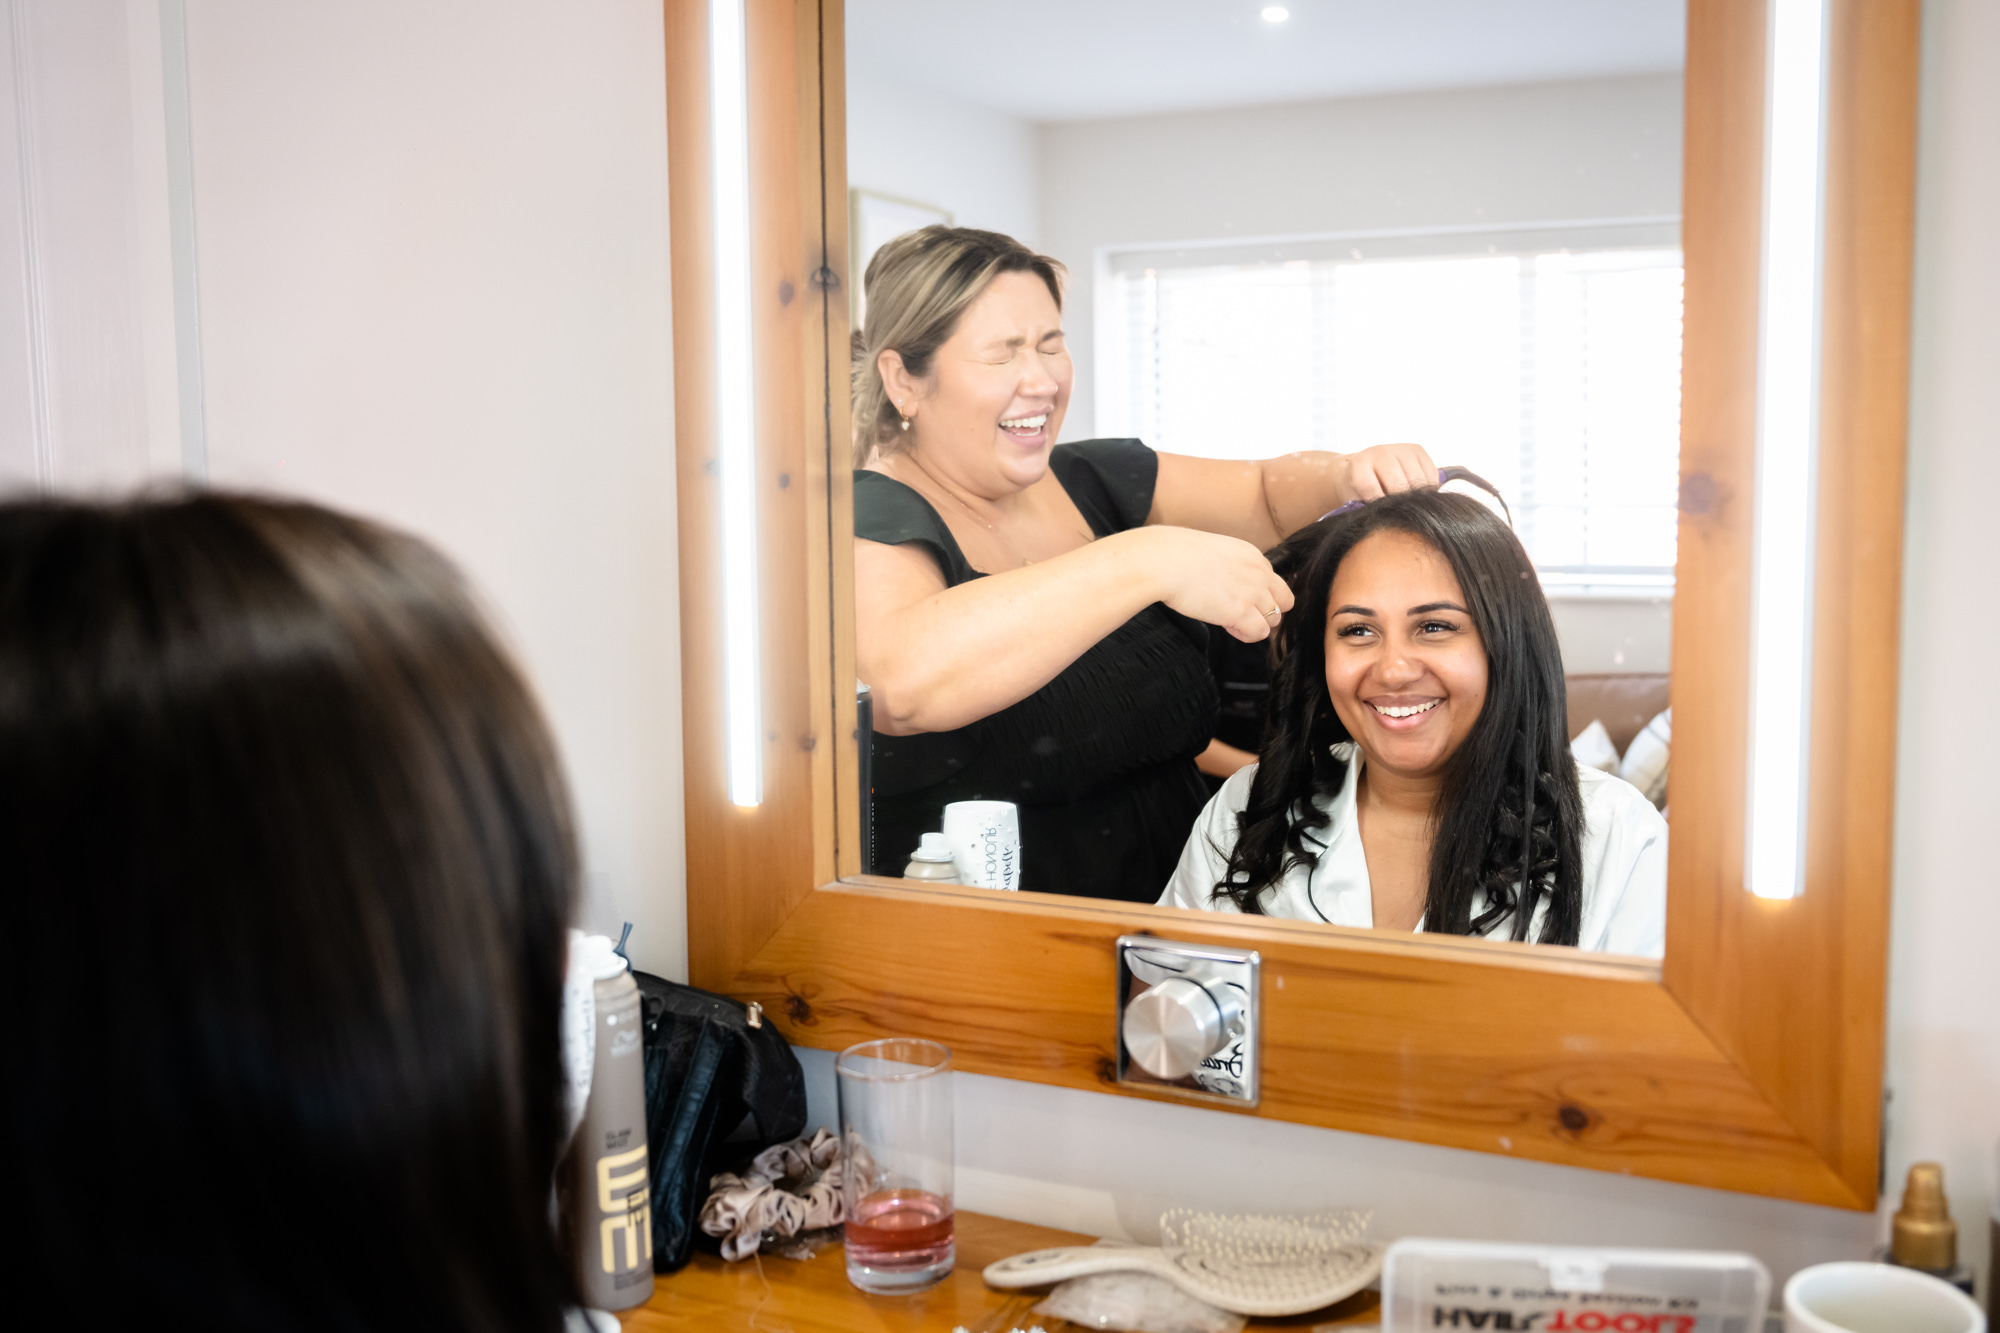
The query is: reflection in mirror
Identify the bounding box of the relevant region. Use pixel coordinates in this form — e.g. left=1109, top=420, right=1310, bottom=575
left=847, top=0, right=1682, bottom=953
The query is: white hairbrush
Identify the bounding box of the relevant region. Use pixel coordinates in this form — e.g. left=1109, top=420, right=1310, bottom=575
left=982, top=1208, right=1380, bottom=1317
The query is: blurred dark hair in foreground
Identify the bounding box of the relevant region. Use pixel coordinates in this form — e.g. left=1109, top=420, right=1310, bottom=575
left=0, top=492, right=577, bottom=1331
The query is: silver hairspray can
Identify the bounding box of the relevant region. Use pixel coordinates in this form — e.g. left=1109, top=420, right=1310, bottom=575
left=562, top=935, right=655, bottom=1310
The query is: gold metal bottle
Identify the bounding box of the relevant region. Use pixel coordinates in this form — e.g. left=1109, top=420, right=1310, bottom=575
left=1885, top=1162, right=1974, bottom=1298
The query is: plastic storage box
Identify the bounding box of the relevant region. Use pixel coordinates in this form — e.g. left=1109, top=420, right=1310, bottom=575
left=1381, top=1237, right=1771, bottom=1333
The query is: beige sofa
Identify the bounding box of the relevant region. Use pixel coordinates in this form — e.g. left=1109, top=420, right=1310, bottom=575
left=1565, top=672, right=1670, bottom=754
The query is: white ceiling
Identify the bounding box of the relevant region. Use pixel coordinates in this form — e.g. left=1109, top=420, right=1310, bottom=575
left=846, top=0, right=1686, bottom=124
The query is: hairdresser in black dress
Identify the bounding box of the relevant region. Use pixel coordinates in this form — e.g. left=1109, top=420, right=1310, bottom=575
left=853, top=225, right=1436, bottom=901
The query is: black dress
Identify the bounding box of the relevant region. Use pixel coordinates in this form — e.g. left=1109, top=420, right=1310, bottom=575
left=855, top=439, right=1218, bottom=903
left=1202, top=628, right=1274, bottom=796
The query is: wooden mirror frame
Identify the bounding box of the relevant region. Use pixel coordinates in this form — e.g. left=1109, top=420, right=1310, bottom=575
left=665, top=0, right=1919, bottom=1207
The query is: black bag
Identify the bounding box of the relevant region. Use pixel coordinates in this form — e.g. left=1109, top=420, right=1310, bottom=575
left=633, top=971, right=808, bottom=1273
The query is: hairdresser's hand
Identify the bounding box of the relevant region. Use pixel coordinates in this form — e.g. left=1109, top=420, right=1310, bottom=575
left=1336, top=442, right=1439, bottom=504
left=1130, top=526, right=1295, bottom=643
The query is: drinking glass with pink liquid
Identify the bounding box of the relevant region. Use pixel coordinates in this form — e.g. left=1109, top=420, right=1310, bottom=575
left=836, top=1038, right=954, bottom=1294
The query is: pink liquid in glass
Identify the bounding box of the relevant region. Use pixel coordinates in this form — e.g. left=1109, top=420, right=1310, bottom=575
left=845, top=1189, right=954, bottom=1274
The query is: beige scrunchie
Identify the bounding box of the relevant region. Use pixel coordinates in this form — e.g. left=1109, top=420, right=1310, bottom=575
left=698, top=1128, right=845, bottom=1261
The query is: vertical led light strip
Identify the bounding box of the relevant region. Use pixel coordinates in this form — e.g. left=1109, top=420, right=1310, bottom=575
left=1745, top=0, right=1830, bottom=900
left=9, top=0, right=56, bottom=489
left=160, top=0, right=210, bottom=483
left=711, top=0, right=761, bottom=808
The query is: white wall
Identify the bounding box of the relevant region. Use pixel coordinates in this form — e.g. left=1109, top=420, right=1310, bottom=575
left=1040, top=73, right=1685, bottom=442
left=845, top=62, right=1038, bottom=248
left=1886, top=0, right=2000, bottom=1294
left=178, top=0, right=687, bottom=980
left=0, top=0, right=689, bottom=979
left=1549, top=595, right=1673, bottom=675
left=794, top=23, right=1996, bottom=1297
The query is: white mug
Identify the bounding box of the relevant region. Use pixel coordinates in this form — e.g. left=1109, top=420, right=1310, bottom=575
left=1784, top=1261, right=1984, bottom=1333
left=941, top=800, right=1021, bottom=891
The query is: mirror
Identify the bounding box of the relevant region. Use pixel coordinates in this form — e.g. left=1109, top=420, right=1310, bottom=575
left=847, top=0, right=1682, bottom=949
left=664, top=0, right=1916, bottom=1206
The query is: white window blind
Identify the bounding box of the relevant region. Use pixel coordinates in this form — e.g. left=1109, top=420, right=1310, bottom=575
left=1095, top=221, right=1684, bottom=587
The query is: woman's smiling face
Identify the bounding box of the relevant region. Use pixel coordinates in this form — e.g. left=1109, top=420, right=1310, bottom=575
left=909, top=269, right=1072, bottom=492
left=1323, top=528, right=1488, bottom=782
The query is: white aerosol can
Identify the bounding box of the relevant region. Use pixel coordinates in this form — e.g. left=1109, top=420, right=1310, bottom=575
left=903, top=831, right=961, bottom=883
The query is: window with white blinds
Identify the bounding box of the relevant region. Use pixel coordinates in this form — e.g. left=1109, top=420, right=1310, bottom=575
left=1094, top=222, right=1683, bottom=588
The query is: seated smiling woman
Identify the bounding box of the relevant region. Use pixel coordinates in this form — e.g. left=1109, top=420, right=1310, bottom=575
left=1158, top=488, right=1666, bottom=956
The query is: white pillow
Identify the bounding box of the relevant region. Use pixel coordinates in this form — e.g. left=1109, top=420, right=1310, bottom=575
left=1570, top=718, right=1620, bottom=774
left=1619, top=707, right=1671, bottom=807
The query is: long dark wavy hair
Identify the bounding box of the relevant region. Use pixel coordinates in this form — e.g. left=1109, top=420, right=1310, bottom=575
left=1, top=494, right=577, bottom=1331
left=1217, top=489, right=1584, bottom=944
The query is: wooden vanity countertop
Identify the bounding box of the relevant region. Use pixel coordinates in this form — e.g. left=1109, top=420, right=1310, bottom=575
left=617, top=1209, right=1382, bottom=1333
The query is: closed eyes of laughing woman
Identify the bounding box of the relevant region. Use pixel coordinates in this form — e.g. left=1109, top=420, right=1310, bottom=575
left=1158, top=488, right=1667, bottom=956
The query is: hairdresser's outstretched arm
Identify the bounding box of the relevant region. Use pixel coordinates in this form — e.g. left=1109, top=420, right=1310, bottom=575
left=858, top=527, right=1291, bottom=736
left=1149, top=442, right=1439, bottom=549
